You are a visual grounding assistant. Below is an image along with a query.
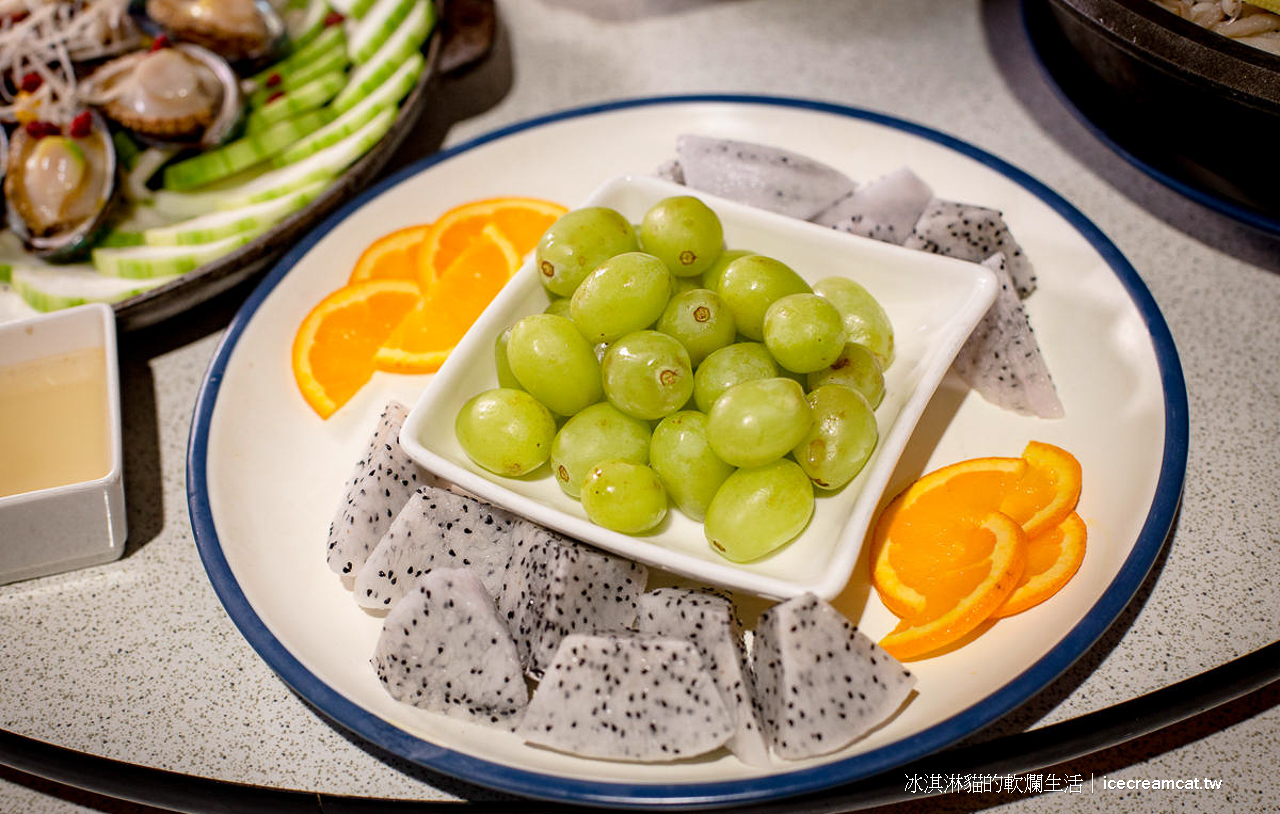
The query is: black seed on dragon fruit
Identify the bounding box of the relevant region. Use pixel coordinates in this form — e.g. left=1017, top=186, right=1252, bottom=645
left=326, top=400, right=432, bottom=580
left=813, top=167, right=934, bottom=243
left=354, top=485, right=519, bottom=610
left=371, top=568, right=528, bottom=725
left=517, top=632, right=734, bottom=761
left=952, top=253, right=1064, bottom=419
left=752, top=593, right=916, bottom=760
left=497, top=526, right=648, bottom=678
left=636, top=586, right=770, bottom=766
left=675, top=134, right=856, bottom=221
left=902, top=198, right=1037, bottom=299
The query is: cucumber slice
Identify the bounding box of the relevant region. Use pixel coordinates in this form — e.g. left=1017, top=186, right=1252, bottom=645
left=273, top=52, right=421, bottom=167
left=112, top=130, right=142, bottom=172
left=249, top=45, right=349, bottom=107
left=245, top=70, right=346, bottom=133
left=252, top=22, right=346, bottom=87
left=143, top=181, right=327, bottom=246
left=153, top=107, right=395, bottom=214
left=284, top=0, right=331, bottom=51
left=331, top=0, right=432, bottom=113
left=0, top=288, right=42, bottom=321
left=163, top=109, right=333, bottom=191
left=98, top=231, right=146, bottom=248
left=124, top=147, right=178, bottom=202
left=0, top=264, right=10, bottom=284
left=93, top=230, right=265, bottom=279
left=348, top=0, right=419, bottom=64
left=330, top=0, right=376, bottom=18
left=10, top=265, right=175, bottom=311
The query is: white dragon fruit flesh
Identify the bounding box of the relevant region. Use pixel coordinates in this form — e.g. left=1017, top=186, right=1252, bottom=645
left=952, top=253, right=1064, bottom=419
left=326, top=400, right=432, bottom=579
left=752, top=593, right=916, bottom=760
left=636, top=587, right=770, bottom=766
left=371, top=568, right=528, bottom=725
left=497, top=526, right=648, bottom=678
left=354, top=485, right=519, bottom=610
left=902, top=198, right=1038, bottom=298
left=675, top=134, right=856, bottom=221
left=517, top=632, right=734, bottom=761
left=813, top=167, right=934, bottom=243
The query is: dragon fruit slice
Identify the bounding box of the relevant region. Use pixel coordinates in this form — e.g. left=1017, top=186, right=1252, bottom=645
left=517, top=632, right=734, bottom=761
left=903, top=198, right=1037, bottom=298
left=636, top=587, right=770, bottom=766
left=814, top=167, right=934, bottom=243
left=675, top=134, right=856, bottom=221
left=952, top=253, right=1064, bottom=419
left=371, top=568, right=528, bottom=724
left=497, top=526, right=648, bottom=678
left=752, top=593, right=916, bottom=760
left=354, top=486, right=519, bottom=610
left=326, top=400, right=431, bottom=579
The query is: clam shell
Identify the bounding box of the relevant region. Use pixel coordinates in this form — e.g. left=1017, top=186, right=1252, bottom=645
left=144, top=0, right=285, bottom=63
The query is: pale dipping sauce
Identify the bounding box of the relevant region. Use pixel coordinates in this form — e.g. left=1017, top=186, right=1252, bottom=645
left=0, top=346, right=111, bottom=498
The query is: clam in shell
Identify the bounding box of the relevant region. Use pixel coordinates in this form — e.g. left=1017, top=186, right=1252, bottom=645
left=144, top=0, right=284, bottom=63
left=83, top=43, right=243, bottom=148
left=5, top=112, right=118, bottom=260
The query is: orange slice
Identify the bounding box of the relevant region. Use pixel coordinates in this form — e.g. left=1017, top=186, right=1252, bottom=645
left=871, top=456, right=1027, bottom=618
left=348, top=223, right=432, bottom=283
left=415, top=197, right=567, bottom=288
left=999, top=441, right=1082, bottom=539
left=990, top=512, right=1087, bottom=619
left=374, top=224, right=520, bottom=374
left=292, top=279, right=421, bottom=418
left=877, top=511, right=1027, bottom=661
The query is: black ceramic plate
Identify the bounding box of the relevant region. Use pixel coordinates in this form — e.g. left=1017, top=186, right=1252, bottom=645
left=109, top=0, right=492, bottom=331
left=1024, top=0, right=1280, bottom=236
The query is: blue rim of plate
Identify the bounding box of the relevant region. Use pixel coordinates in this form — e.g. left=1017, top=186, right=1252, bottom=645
left=1020, top=0, right=1280, bottom=237
left=187, top=93, right=1189, bottom=808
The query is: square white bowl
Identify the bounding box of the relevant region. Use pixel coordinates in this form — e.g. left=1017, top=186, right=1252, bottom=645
left=0, top=303, right=126, bottom=585
left=400, top=175, right=997, bottom=599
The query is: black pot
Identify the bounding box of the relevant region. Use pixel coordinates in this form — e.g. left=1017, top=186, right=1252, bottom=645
left=1032, top=0, right=1280, bottom=223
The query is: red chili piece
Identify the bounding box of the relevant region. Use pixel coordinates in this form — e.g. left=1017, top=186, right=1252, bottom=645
left=267, top=91, right=285, bottom=104
left=19, top=72, right=42, bottom=93
left=265, top=72, right=282, bottom=88
left=69, top=111, right=93, bottom=138
left=323, top=11, right=345, bottom=26
left=149, top=34, right=171, bottom=51
left=24, top=120, right=61, bottom=139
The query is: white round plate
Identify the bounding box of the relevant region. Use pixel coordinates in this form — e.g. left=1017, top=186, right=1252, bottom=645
left=188, top=95, right=1187, bottom=807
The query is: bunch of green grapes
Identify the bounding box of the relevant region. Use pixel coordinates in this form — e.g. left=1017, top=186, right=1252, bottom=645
left=454, top=195, right=894, bottom=563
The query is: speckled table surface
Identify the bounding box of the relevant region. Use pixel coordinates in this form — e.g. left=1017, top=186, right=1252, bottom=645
left=2, top=1, right=1279, bottom=812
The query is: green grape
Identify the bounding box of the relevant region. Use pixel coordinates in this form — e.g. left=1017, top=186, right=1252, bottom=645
left=544, top=297, right=572, bottom=319
left=494, top=326, right=521, bottom=390
left=717, top=254, right=811, bottom=340
left=807, top=342, right=885, bottom=408
left=550, top=402, right=651, bottom=498
left=569, top=252, right=672, bottom=343
left=639, top=195, right=723, bottom=277
left=704, top=459, right=814, bottom=562
left=601, top=330, right=693, bottom=421
left=812, top=276, right=894, bottom=368
left=762, top=292, right=846, bottom=374
left=693, top=341, right=778, bottom=413
left=506, top=313, right=602, bottom=416
left=655, top=288, right=736, bottom=368
left=455, top=388, right=556, bottom=477
left=649, top=411, right=735, bottom=521
left=792, top=384, right=878, bottom=491
left=705, top=377, right=811, bottom=468
left=580, top=460, right=668, bottom=534
left=535, top=207, right=638, bottom=298
left=670, top=272, right=703, bottom=297
left=700, top=248, right=754, bottom=294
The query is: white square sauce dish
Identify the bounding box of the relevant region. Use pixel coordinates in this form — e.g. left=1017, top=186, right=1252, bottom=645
left=0, top=303, right=126, bottom=584
left=400, top=175, right=997, bottom=599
